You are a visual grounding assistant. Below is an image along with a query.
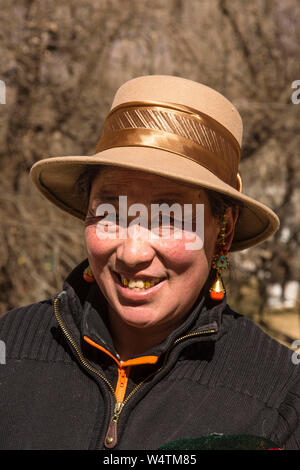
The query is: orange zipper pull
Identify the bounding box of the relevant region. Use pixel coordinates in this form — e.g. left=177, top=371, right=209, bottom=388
left=105, top=402, right=123, bottom=449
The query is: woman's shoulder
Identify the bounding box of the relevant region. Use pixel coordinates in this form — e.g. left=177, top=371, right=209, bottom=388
left=222, top=304, right=293, bottom=352
left=223, top=304, right=296, bottom=358
left=0, top=298, right=54, bottom=348
left=0, top=295, right=74, bottom=364
left=221, top=304, right=300, bottom=392
left=1, top=298, right=53, bottom=324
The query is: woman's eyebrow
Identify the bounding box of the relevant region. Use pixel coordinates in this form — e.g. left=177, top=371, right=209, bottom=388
left=151, top=192, right=189, bottom=204
left=92, top=191, right=187, bottom=205
left=151, top=198, right=184, bottom=205
left=91, top=192, right=119, bottom=202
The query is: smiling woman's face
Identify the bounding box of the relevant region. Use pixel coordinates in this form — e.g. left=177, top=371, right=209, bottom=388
left=84, top=166, right=221, bottom=334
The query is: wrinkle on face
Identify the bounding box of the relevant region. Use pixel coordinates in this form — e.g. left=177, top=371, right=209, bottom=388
left=84, top=166, right=229, bottom=358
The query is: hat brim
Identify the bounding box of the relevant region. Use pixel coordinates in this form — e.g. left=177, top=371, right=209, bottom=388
left=30, top=146, right=279, bottom=252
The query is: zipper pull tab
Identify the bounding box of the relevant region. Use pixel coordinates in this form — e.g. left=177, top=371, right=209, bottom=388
left=105, top=402, right=123, bottom=449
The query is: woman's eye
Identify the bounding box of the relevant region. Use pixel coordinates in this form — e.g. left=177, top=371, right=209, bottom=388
left=85, top=208, right=118, bottom=224
left=85, top=210, right=99, bottom=224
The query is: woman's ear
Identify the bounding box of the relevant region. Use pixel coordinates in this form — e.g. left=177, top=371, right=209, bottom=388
left=224, top=207, right=239, bottom=251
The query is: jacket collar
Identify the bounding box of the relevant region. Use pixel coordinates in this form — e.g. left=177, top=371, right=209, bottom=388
left=59, top=258, right=226, bottom=361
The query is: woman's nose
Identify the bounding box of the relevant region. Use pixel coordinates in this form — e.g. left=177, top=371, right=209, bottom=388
left=116, top=225, right=155, bottom=269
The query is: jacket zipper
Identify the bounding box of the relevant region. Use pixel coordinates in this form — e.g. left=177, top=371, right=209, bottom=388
left=53, top=296, right=115, bottom=396
left=53, top=294, right=216, bottom=449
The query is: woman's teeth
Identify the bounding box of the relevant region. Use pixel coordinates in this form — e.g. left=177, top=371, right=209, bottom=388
left=120, top=275, right=161, bottom=290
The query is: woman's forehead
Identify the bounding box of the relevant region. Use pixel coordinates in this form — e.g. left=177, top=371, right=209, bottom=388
left=91, top=166, right=207, bottom=201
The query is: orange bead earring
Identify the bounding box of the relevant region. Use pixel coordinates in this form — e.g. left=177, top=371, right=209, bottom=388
left=209, top=215, right=229, bottom=301
left=83, top=265, right=95, bottom=283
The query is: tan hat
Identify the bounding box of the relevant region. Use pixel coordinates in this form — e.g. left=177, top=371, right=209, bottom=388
left=30, top=75, right=279, bottom=251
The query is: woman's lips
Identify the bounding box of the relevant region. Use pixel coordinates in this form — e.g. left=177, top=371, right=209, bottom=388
left=112, top=271, right=166, bottom=301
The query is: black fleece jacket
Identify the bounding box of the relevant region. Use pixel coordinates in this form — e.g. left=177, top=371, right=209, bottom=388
left=0, top=259, right=300, bottom=450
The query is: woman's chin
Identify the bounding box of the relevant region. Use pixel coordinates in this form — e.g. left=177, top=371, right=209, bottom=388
left=115, top=307, right=161, bottom=329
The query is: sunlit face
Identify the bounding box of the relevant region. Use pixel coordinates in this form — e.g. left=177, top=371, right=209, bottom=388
left=84, top=166, right=220, bottom=333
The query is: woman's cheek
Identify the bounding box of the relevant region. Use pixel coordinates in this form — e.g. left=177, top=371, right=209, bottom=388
left=158, top=237, right=204, bottom=269
left=85, top=225, right=109, bottom=257
left=84, top=227, right=93, bottom=255
left=85, top=226, right=97, bottom=253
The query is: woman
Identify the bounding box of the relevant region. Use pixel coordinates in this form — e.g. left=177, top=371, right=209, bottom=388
left=0, top=75, right=299, bottom=450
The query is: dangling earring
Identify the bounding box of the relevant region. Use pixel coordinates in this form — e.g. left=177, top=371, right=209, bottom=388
left=83, top=265, right=95, bottom=283
left=209, top=215, right=229, bottom=301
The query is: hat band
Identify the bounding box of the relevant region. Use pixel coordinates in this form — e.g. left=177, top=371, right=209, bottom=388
left=95, top=101, right=241, bottom=190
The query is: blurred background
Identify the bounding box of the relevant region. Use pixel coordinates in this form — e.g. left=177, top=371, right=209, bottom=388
left=0, top=0, right=299, bottom=348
